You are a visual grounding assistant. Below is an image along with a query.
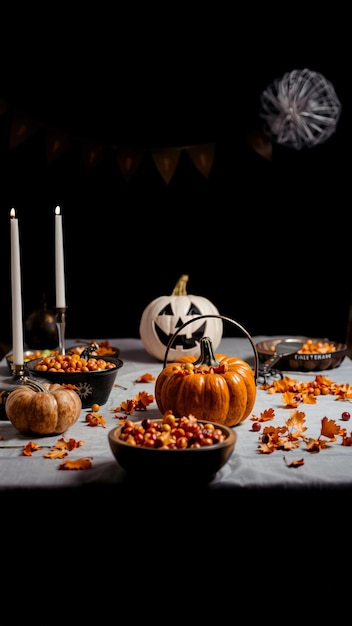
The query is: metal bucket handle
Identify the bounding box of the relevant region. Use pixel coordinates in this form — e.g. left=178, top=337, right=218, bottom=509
left=162, top=314, right=258, bottom=383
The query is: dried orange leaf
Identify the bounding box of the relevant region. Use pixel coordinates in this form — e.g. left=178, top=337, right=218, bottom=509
left=302, top=394, right=317, bottom=404
left=251, top=408, right=275, bottom=422
left=117, top=399, right=136, bottom=415
left=134, top=391, right=154, bottom=410
left=341, top=433, right=352, bottom=446
left=134, top=373, right=156, bottom=383
left=53, top=437, right=84, bottom=450
left=43, top=449, right=68, bottom=459
left=58, top=457, right=92, bottom=470
left=282, top=391, right=301, bottom=407
left=283, top=456, right=305, bottom=467
left=22, top=441, right=43, bottom=456
left=285, top=410, right=307, bottom=434
left=320, top=416, right=344, bottom=440
left=86, top=412, right=106, bottom=427
left=257, top=441, right=275, bottom=454
left=112, top=391, right=155, bottom=416
left=305, top=437, right=322, bottom=452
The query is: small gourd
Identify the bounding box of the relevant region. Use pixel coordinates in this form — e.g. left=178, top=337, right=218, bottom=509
left=5, top=383, right=82, bottom=435
left=139, top=275, right=223, bottom=361
left=155, top=336, right=256, bottom=427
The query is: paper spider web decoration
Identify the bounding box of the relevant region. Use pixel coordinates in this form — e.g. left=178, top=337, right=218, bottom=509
left=260, top=68, right=342, bottom=150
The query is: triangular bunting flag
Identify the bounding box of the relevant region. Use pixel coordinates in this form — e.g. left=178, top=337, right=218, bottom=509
left=246, top=129, right=272, bottom=161
left=0, top=96, right=10, bottom=116
left=9, top=113, right=41, bottom=148
left=116, top=147, right=144, bottom=182
left=152, top=147, right=181, bottom=184
left=81, top=142, right=105, bottom=168
left=46, top=131, right=70, bottom=164
left=187, top=143, right=215, bottom=178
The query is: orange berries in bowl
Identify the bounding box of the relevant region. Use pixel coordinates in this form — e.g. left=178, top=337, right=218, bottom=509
left=25, top=353, right=123, bottom=408
left=108, top=411, right=237, bottom=484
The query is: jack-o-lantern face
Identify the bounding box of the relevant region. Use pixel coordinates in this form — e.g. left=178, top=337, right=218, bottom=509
left=154, top=300, right=206, bottom=351
left=139, top=277, right=223, bottom=361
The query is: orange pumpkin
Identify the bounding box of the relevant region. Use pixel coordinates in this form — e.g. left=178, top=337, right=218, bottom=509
left=155, top=336, right=256, bottom=427
left=5, top=382, right=82, bottom=435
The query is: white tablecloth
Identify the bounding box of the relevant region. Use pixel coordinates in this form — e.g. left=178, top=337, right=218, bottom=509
left=1, top=336, right=352, bottom=495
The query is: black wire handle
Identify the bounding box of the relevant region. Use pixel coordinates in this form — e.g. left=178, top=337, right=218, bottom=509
left=162, top=314, right=258, bottom=383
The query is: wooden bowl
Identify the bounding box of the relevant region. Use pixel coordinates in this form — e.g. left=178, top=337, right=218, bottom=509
left=108, top=418, right=236, bottom=483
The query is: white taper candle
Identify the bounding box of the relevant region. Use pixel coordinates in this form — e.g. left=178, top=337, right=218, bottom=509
left=55, top=205, right=66, bottom=308
left=10, top=208, right=24, bottom=366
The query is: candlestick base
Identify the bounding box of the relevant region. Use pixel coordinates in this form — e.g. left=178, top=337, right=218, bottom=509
left=10, top=362, right=26, bottom=379
left=56, top=307, right=67, bottom=355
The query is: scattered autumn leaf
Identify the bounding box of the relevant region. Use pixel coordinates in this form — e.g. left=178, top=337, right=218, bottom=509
left=58, top=458, right=93, bottom=470
left=22, top=441, right=44, bottom=456
left=53, top=437, right=85, bottom=450
left=341, top=433, right=352, bottom=446
left=305, top=437, right=327, bottom=452
left=257, top=408, right=352, bottom=460
left=43, top=449, right=68, bottom=459
left=115, top=399, right=136, bottom=415
left=260, top=374, right=352, bottom=405
left=43, top=436, right=85, bottom=458
left=320, top=416, right=346, bottom=440
left=134, top=391, right=154, bottom=410
left=283, top=456, right=305, bottom=467
left=111, top=391, right=155, bottom=416
left=86, top=412, right=106, bottom=427
left=251, top=407, right=275, bottom=422
left=285, top=410, right=307, bottom=436
left=134, top=373, right=156, bottom=383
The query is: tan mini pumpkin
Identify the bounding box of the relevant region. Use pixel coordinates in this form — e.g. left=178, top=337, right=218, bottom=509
left=155, top=336, right=256, bottom=427
left=5, top=382, right=82, bottom=435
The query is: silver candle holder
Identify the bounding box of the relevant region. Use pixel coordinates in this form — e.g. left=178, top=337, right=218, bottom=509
left=6, top=362, right=48, bottom=390
left=56, top=307, right=67, bottom=355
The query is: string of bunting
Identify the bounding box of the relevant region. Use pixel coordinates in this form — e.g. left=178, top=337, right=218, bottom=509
left=0, top=69, right=342, bottom=182
left=0, top=96, right=215, bottom=184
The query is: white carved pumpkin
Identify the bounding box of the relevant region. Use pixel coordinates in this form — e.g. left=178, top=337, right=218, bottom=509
left=139, top=275, right=223, bottom=361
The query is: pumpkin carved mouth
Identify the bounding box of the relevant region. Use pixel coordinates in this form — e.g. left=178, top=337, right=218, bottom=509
left=154, top=320, right=207, bottom=349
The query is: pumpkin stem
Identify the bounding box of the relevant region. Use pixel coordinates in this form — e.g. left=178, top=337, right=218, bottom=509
left=192, top=337, right=220, bottom=368
left=23, top=377, right=49, bottom=393
left=171, top=275, right=189, bottom=296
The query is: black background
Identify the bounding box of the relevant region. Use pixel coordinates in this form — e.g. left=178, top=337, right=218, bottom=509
left=0, top=37, right=350, bottom=350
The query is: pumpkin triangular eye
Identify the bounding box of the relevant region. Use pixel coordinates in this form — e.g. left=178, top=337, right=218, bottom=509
left=187, top=302, right=202, bottom=315
left=159, top=303, right=174, bottom=315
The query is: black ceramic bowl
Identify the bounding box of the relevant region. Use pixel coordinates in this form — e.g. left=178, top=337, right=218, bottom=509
left=108, top=418, right=237, bottom=483
left=256, top=337, right=348, bottom=372
left=25, top=355, right=123, bottom=408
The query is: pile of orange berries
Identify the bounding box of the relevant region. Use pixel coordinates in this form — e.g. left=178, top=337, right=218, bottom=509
left=33, top=353, right=117, bottom=373
left=119, top=412, right=227, bottom=450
